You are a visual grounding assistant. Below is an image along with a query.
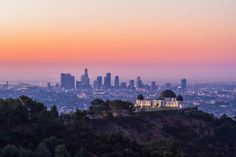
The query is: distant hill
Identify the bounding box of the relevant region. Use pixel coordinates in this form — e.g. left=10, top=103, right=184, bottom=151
left=0, top=96, right=235, bottom=157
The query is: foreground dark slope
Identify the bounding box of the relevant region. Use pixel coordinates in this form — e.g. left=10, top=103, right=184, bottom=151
left=0, top=96, right=236, bottom=157
left=91, top=110, right=236, bottom=156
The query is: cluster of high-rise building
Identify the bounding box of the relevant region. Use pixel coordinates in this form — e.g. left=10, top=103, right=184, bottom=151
left=61, top=69, right=91, bottom=90
left=60, top=69, right=187, bottom=92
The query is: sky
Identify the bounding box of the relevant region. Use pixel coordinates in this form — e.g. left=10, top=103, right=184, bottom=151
left=0, top=0, right=236, bottom=83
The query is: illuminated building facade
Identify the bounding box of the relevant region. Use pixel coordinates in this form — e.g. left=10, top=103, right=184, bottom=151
left=135, top=90, right=184, bottom=109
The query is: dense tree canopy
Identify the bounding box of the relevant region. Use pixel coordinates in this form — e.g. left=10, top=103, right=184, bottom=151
left=0, top=96, right=235, bottom=157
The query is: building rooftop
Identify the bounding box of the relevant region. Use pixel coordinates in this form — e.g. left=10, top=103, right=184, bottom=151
left=160, top=90, right=177, bottom=98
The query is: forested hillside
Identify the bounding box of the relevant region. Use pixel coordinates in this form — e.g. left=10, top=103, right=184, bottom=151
left=0, top=96, right=235, bottom=157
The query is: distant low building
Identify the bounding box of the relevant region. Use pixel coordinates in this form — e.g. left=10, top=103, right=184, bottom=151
left=135, top=90, right=184, bottom=109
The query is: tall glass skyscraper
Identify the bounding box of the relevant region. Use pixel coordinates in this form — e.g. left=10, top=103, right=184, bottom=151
left=181, top=79, right=187, bottom=91
left=96, top=76, right=103, bottom=90
left=60, top=73, right=75, bottom=89
left=104, top=73, right=112, bottom=88
left=81, top=68, right=91, bottom=89
left=136, top=76, right=143, bottom=88
left=114, top=76, right=120, bottom=88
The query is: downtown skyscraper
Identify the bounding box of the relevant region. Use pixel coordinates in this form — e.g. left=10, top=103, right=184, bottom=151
left=136, top=76, right=143, bottom=89
left=93, top=76, right=103, bottom=90
left=103, top=73, right=112, bottom=89
left=114, top=76, right=120, bottom=88
left=80, top=69, right=91, bottom=89
left=181, top=79, right=187, bottom=91
left=60, top=73, right=75, bottom=90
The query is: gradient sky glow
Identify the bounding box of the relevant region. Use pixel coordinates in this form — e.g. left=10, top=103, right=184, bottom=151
left=0, top=0, right=236, bottom=83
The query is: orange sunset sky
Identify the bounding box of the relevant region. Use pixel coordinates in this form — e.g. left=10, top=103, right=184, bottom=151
left=0, top=0, right=236, bottom=82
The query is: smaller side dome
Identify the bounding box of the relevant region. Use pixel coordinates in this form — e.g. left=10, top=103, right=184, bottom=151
left=176, top=95, right=184, bottom=101
left=137, top=95, right=144, bottom=100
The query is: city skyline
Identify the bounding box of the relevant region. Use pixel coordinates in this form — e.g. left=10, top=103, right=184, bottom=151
left=1, top=65, right=236, bottom=85
left=0, top=0, right=236, bottom=82
left=60, top=68, right=168, bottom=91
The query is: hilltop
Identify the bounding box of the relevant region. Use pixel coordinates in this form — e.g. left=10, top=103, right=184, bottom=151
left=0, top=96, right=235, bottom=157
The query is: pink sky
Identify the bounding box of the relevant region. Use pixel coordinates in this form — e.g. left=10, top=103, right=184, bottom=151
left=0, top=0, right=235, bottom=82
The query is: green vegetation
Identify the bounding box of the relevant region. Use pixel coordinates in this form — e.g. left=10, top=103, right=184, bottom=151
left=0, top=96, right=236, bottom=157
left=89, top=99, right=134, bottom=118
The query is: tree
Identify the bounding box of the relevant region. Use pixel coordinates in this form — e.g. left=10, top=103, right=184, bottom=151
left=54, top=145, right=70, bottom=157
left=35, top=143, right=51, bottom=157
left=75, top=147, right=93, bottom=157
left=109, top=100, right=134, bottom=111
left=0, top=145, right=19, bottom=157
left=42, top=137, right=64, bottom=156
left=20, top=96, right=47, bottom=114
left=19, top=148, right=34, bottom=157
left=50, top=105, right=59, bottom=119
left=72, top=109, right=87, bottom=121
left=91, top=99, right=105, bottom=106
left=89, top=99, right=110, bottom=117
